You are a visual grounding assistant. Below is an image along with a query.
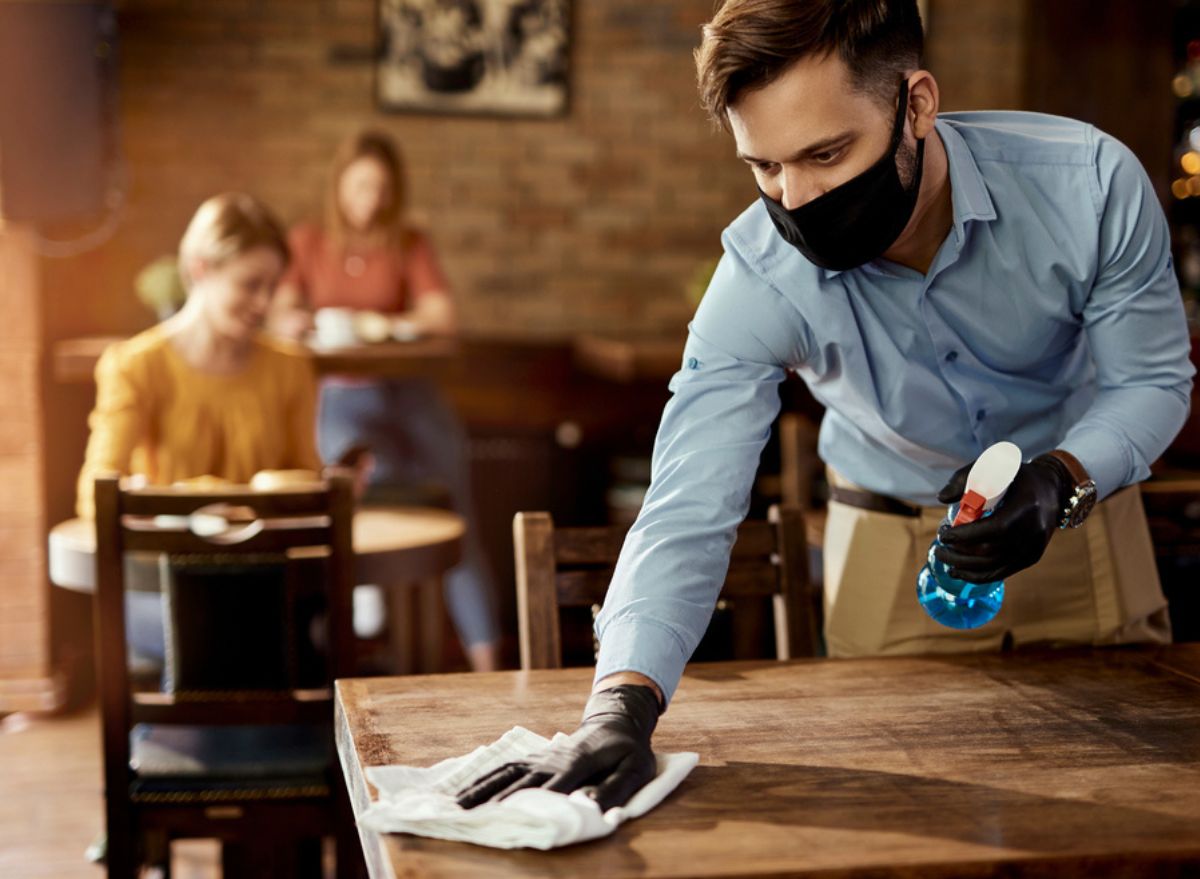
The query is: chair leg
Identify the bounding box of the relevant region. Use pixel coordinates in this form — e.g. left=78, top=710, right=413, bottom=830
left=220, top=842, right=248, bottom=879
left=336, top=827, right=368, bottom=879
left=142, top=830, right=170, bottom=878
left=222, top=835, right=327, bottom=879
left=417, top=577, right=445, bottom=673
left=335, top=763, right=368, bottom=879
left=222, top=840, right=276, bottom=879
left=294, top=837, right=324, bottom=879
left=103, top=805, right=136, bottom=879
left=386, top=583, right=417, bottom=675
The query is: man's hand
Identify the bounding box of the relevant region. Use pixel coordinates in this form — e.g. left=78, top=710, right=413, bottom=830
left=933, top=454, right=1072, bottom=583
left=455, top=684, right=661, bottom=812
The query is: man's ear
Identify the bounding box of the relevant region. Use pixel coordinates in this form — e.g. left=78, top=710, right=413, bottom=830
left=907, top=70, right=940, bottom=139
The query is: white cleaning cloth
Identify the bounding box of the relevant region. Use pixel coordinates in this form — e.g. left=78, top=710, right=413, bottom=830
left=361, top=726, right=699, bottom=850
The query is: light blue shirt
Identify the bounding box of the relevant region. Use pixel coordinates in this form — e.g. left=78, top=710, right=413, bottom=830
left=594, top=112, right=1195, bottom=704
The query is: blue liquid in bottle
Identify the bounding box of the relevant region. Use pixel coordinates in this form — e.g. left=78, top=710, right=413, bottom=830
left=916, top=505, right=1005, bottom=630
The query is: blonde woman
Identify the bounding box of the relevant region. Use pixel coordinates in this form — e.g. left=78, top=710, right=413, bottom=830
left=272, top=131, right=500, bottom=672
left=77, top=193, right=319, bottom=657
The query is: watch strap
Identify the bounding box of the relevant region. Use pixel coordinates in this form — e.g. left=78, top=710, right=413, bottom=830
left=1041, top=449, right=1097, bottom=529
left=1042, top=449, right=1091, bottom=489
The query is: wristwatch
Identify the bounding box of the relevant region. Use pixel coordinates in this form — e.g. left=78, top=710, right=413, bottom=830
left=1042, top=449, right=1098, bottom=529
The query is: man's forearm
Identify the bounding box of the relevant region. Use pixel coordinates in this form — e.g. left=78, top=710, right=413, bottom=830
left=1060, top=383, right=1191, bottom=499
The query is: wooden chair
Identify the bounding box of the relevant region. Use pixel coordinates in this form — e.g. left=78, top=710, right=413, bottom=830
left=513, top=504, right=821, bottom=670
left=779, top=411, right=828, bottom=547
left=92, top=472, right=363, bottom=878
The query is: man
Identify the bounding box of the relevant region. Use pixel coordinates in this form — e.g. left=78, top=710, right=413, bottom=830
left=458, top=0, right=1194, bottom=811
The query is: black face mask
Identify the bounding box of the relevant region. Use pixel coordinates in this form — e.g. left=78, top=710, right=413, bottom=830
left=759, top=79, right=925, bottom=272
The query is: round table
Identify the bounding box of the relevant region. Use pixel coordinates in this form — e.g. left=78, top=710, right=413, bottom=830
left=48, top=506, right=464, bottom=674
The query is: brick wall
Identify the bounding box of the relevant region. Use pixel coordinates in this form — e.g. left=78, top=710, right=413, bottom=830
left=0, top=225, right=59, bottom=710
left=926, top=0, right=1029, bottom=113
left=44, top=1, right=737, bottom=341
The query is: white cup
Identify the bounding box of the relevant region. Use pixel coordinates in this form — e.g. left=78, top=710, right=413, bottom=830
left=314, top=307, right=358, bottom=348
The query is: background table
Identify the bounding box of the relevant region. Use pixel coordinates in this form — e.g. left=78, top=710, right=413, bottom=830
left=49, top=506, right=463, bottom=673
left=336, top=646, right=1200, bottom=878
left=572, top=332, right=685, bottom=384
left=53, top=336, right=460, bottom=383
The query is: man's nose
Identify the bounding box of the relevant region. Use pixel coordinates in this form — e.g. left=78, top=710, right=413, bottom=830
left=779, top=169, right=822, bottom=211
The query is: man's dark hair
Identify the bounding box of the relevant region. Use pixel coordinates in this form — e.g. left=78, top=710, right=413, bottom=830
left=695, top=0, right=924, bottom=128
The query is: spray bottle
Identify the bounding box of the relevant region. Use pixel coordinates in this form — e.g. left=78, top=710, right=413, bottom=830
left=917, top=441, right=1022, bottom=630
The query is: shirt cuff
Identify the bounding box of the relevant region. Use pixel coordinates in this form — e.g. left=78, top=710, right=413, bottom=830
left=593, top=616, right=691, bottom=708
left=1057, top=423, right=1137, bottom=500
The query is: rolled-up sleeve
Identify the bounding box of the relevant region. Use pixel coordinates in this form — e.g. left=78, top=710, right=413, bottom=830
left=593, top=238, right=803, bottom=704
left=1060, top=133, right=1195, bottom=498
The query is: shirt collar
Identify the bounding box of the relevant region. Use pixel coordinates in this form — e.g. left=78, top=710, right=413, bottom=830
left=938, top=117, right=997, bottom=244
left=819, top=117, right=997, bottom=280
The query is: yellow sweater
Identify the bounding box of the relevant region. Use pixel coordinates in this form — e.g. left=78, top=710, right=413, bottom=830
left=76, top=325, right=321, bottom=518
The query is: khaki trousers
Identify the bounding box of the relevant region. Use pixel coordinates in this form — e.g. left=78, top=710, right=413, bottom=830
left=823, top=469, right=1172, bottom=658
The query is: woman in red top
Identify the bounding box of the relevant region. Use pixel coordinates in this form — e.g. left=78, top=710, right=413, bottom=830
left=273, top=131, right=498, bottom=671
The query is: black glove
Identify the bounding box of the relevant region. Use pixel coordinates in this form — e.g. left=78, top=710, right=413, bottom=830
left=455, top=684, right=661, bottom=812
left=933, top=453, right=1071, bottom=584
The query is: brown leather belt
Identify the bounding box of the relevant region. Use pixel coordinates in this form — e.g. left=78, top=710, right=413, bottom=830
left=829, top=485, right=923, bottom=518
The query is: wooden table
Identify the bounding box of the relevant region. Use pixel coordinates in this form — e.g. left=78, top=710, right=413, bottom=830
left=572, top=333, right=686, bottom=384
left=310, top=337, right=460, bottom=378
left=336, top=646, right=1200, bottom=878
left=48, top=506, right=464, bottom=673
left=52, top=335, right=459, bottom=383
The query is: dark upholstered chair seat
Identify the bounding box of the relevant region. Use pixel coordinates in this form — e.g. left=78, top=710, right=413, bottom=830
left=130, top=723, right=331, bottom=780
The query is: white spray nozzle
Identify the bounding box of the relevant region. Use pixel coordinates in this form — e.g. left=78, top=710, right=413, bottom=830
left=952, top=441, right=1022, bottom=526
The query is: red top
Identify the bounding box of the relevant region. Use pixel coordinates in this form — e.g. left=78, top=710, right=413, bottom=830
left=283, top=223, right=450, bottom=313
left=952, top=489, right=987, bottom=527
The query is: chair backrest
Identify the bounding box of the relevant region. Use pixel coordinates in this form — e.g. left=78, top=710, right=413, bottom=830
left=514, top=504, right=819, bottom=670
left=91, top=472, right=356, bottom=820
left=779, top=412, right=829, bottom=549
left=780, top=412, right=823, bottom=511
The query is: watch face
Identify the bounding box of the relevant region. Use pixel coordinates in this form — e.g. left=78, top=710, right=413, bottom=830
left=1069, top=483, right=1098, bottom=528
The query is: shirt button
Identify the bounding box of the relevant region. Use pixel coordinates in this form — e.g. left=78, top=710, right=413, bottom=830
left=945, top=350, right=958, bottom=363
left=976, top=409, right=987, bottom=421
left=686, top=357, right=699, bottom=369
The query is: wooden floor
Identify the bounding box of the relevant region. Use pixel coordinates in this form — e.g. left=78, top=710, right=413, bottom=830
left=0, top=706, right=219, bottom=879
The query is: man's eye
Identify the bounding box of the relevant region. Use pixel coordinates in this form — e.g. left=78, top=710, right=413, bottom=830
left=812, top=149, right=843, bottom=165
left=755, top=162, right=778, bottom=174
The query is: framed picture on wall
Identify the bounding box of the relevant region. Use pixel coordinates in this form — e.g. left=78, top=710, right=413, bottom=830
left=377, top=0, right=570, bottom=117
